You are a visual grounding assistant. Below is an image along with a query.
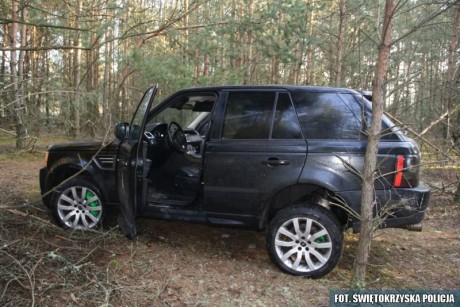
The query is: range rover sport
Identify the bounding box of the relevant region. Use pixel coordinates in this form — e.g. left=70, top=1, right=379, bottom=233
left=40, top=85, right=430, bottom=278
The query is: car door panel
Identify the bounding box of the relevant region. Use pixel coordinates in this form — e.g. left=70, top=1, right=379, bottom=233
left=116, top=85, right=157, bottom=240
left=202, top=90, right=307, bottom=220
left=204, top=140, right=307, bottom=216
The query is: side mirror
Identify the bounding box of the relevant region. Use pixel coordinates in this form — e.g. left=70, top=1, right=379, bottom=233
left=115, top=122, right=129, bottom=140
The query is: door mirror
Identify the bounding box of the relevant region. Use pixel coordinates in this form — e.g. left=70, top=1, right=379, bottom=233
left=115, top=122, right=129, bottom=140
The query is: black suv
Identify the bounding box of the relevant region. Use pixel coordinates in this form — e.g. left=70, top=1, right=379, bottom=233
left=40, top=85, right=430, bottom=278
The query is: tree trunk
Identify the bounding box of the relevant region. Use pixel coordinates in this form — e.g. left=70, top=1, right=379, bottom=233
left=271, top=11, right=284, bottom=84
left=1, top=24, right=7, bottom=119
left=183, top=0, right=189, bottom=63
left=350, top=0, right=396, bottom=290
left=305, top=1, right=316, bottom=85
left=243, top=0, right=255, bottom=85
left=447, top=4, right=460, bottom=201
left=445, top=3, right=460, bottom=145
left=335, top=0, right=346, bottom=87
left=18, top=2, right=27, bottom=125
left=72, top=0, right=82, bottom=138
left=103, top=1, right=112, bottom=127
left=10, top=0, right=28, bottom=149
left=290, top=42, right=302, bottom=85
left=271, top=56, right=280, bottom=83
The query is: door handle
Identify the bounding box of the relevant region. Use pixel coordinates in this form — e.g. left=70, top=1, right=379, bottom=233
left=262, top=157, right=290, bottom=166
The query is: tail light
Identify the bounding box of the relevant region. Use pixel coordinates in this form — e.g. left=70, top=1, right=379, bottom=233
left=393, top=154, right=419, bottom=188
left=393, top=155, right=405, bottom=187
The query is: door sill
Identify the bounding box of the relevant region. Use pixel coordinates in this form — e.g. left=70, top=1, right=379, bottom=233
left=148, top=198, right=189, bottom=207
left=148, top=192, right=194, bottom=207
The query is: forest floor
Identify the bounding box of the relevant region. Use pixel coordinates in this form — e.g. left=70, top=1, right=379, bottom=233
left=0, top=137, right=459, bottom=306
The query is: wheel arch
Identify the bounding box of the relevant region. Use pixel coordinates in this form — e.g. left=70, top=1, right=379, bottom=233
left=45, top=158, right=107, bottom=205
left=260, top=183, right=352, bottom=230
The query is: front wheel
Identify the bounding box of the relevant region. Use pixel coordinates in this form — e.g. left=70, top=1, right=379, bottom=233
left=266, top=206, right=343, bottom=278
left=51, top=178, right=104, bottom=230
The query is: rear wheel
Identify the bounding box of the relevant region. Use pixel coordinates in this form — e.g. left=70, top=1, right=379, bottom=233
left=267, top=206, right=343, bottom=278
left=51, top=178, right=104, bottom=230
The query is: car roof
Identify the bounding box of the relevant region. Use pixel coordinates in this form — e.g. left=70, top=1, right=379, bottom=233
left=173, top=85, right=360, bottom=94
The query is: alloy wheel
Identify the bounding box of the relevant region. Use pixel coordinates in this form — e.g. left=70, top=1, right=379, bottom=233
left=56, top=185, right=102, bottom=229
left=274, top=217, right=333, bottom=273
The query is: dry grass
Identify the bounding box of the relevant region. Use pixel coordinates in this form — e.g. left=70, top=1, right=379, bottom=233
left=0, top=140, right=459, bottom=306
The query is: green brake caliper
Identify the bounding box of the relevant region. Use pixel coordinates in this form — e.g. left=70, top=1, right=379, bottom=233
left=314, top=235, right=327, bottom=244
left=85, top=191, right=100, bottom=217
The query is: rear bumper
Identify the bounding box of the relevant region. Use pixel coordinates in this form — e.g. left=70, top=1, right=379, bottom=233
left=349, top=185, right=430, bottom=232
left=379, top=185, right=430, bottom=230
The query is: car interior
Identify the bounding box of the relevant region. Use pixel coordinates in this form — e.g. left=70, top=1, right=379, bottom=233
left=144, top=92, right=217, bottom=206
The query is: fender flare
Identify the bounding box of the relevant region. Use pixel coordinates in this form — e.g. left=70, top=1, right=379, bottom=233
left=45, top=156, right=109, bottom=202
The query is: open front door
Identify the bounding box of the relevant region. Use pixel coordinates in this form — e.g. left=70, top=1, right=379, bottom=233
left=116, top=85, right=158, bottom=240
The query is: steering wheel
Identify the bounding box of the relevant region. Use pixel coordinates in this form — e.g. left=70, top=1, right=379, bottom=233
left=167, top=121, right=187, bottom=152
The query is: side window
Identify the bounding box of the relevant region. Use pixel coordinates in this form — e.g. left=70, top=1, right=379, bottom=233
left=380, top=121, right=400, bottom=140
left=291, top=92, right=363, bottom=139
left=222, top=92, right=275, bottom=139
left=130, top=86, right=156, bottom=140
left=352, top=94, right=400, bottom=140
left=272, top=93, right=303, bottom=139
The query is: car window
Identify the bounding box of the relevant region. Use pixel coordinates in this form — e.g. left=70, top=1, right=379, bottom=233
left=351, top=93, right=400, bottom=140
left=272, top=93, right=303, bottom=139
left=130, top=86, right=156, bottom=140
left=291, top=92, right=363, bottom=140
left=222, top=92, right=276, bottom=139
left=150, top=93, right=216, bottom=129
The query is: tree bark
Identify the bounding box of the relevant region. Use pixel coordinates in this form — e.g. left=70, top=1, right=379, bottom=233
left=351, top=0, right=395, bottom=290
left=72, top=0, right=82, bottom=138
left=445, top=3, right=460, bottom=144
left=103, top=0, right=113, bottom=127
left=243, top=0, right=254, bottom=85
left=10, top=0, right=28, bottom=149
left=335, top=0, right=346, bottom=87
left=1, top=24, right=8, bottom=119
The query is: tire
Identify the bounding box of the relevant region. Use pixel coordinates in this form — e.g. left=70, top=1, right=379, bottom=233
left=266, top=206, right=343, bottom=278
left=51, top=178, right=104, bottom=230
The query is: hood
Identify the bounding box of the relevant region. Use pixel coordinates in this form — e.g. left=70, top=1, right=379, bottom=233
left=48, top=139, right=119, bottom=152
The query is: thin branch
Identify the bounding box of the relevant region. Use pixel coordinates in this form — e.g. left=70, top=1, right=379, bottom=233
left=359, top=29, right=379, bottom=46
left=0, top=19, right=231, bottom=52
left=385, top=111, right=460, bottom=164
left=4, top=209, right=61, bottom=230
left=0, top=250, right=37, bottom=306
left=0, top=18, right=91, bottom=32
left=0, top=46, right=92, bottom=52
left=0, top=128, right=16, bottom=136
left=153, top=254, right=177, bottom=305
left=420, top=107, right=458, bottom=136
left=391, top=1, right=457, bottom=45
left=0, top=90, right=77, bottom=112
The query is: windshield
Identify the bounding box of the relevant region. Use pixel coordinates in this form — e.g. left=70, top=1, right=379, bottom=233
left=154, top=107, right=202, bottom=128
